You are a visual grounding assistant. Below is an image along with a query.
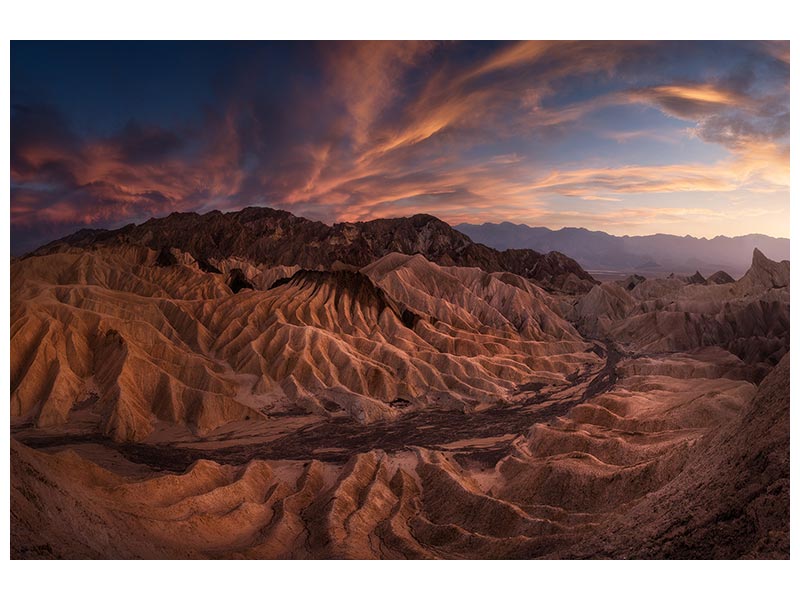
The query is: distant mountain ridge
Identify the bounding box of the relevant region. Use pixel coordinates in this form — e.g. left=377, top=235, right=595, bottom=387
left=455, top=222, right=789, bottom=278
left=31, top=207, right=596, bottom=293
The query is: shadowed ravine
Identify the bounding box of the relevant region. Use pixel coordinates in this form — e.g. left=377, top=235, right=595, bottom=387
left=16, top=343, right=622, bottom=471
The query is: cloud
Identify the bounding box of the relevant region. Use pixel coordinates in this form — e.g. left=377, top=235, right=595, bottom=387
left=10, top=101, right=244, bottom=236
left=110, top=121, right=185, bottom=165
left=10, top=41, right=791, bottom=254
left=759, top=40, right=790, bottom=65
left=627, top=83, right=752, bottom=119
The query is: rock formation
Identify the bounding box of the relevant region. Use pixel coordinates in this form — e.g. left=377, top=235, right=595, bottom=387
left=706, top=270, right=735, bottom=285
left=32, top=208, right=597, bottom=293
left=10, top=215, right=790, bottom=559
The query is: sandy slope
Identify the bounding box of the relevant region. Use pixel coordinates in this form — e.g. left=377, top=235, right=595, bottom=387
left=570, top=249, right=789, bottom=380
left=560, top=352, right=790, bottom=559
left=11, top=246, right=598, bottom=441
left=9, top=244, right=789, bottom=558
left=11, top=350, right=783, bottom=559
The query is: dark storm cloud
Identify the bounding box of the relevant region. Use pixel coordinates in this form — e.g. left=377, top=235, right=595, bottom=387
left=11, top=103, right=81, bottom=185
left=111, top=121, right=186, bottom=165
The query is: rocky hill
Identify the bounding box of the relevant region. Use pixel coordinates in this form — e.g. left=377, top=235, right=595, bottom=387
left=10, top=219, right=789, bottom=559
left=33, top=208, right=597, bottom=293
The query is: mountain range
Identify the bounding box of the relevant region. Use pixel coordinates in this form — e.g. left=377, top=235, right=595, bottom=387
left=10, top=205, right=790, bottom=559
left=455, top=222, right=789, bottom=278
left=33, top=208, right=596, bottom=293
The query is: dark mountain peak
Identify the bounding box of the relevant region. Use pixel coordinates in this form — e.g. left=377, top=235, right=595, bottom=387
left=686, top=271, right=706, bottom=285
left=619, top=274, right=646, bottom=291
left=72, top=227, right=109, bottom=237
left=358, top=213, right=464, bottom=239
left=402, top=213, right=440, bottom=225
left=272, top=268, right=381, bottom=296
left=739, top=248, right=790, bottom=291
left=494, top=248, right=597, bottom=292
left=56, top=227, right=110, bottom=245
left=346, top=213, right=442, bottom=228
left=234, top=205, right=307, bottom=224
left=706, top=271, right=736, bottom=285
left=269, top=268, right=418, bottom=326
left=27, top=206, right=597, bottom=292
left=148, top=210, right=206, bottom=225
left=707, top=270, right=735, bottom=285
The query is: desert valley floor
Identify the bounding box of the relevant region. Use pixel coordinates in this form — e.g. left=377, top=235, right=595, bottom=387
left=10, top=209, right=790, bottom=559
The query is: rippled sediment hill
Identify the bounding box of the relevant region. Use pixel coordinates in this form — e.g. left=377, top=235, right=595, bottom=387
left=11, top=244, right=597, bottom=442
left=9, top=350, right=788, bottom=558
left=570, top=249, right=789, bottom=380
left=10, top=216, right=789, bottom=559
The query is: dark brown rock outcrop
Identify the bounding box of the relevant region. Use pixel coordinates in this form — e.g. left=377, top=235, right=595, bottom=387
left=32, top=207, right=597, bottom=292
left=706, top=270, right=735, bottom=284
left=686, top=270, right=706, bottom=284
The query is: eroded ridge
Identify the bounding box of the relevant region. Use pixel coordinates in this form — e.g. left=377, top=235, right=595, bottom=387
left=11, top=233, right=790, bottom=559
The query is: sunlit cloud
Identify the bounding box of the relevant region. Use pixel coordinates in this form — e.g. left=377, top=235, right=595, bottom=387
left=10, top=40, right=790, bottom=253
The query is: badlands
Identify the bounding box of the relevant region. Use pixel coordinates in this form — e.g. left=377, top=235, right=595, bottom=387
left=10, top=208, right=789, bottom=559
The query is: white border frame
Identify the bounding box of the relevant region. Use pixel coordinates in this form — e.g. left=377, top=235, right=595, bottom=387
left=1, top=2, right=796, bottom=597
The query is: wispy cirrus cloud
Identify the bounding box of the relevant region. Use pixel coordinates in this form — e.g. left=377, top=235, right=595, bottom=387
left=10, top=40, right=790, bottom=253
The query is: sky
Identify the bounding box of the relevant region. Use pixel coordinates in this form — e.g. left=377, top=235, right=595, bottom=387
left=10, top=41, right=790, bottom=254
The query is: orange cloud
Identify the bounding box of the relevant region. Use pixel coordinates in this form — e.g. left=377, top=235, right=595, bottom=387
left=11, top=41, right=790, bottom=251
